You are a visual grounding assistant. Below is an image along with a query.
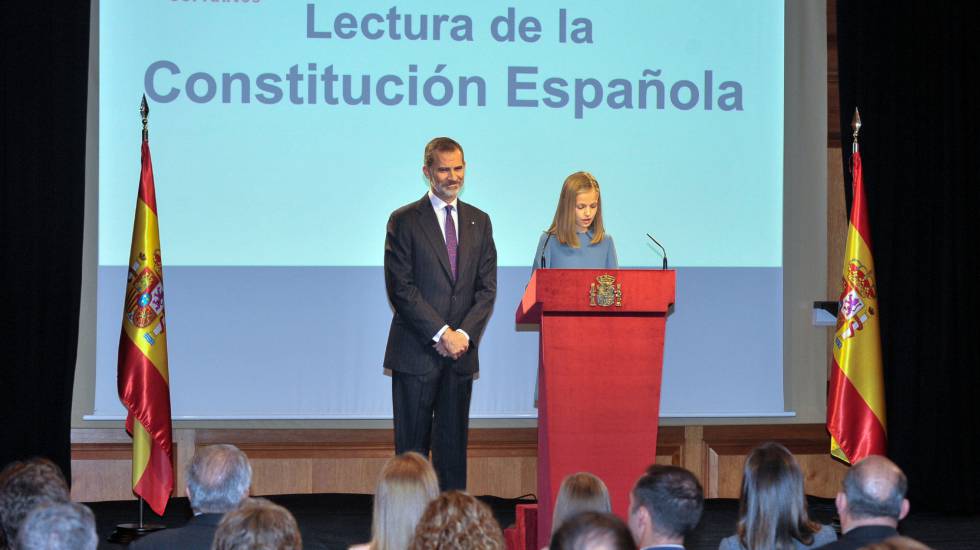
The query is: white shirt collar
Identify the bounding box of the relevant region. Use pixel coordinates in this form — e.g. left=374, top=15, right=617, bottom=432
left=428, top=190, right=458, bottom=211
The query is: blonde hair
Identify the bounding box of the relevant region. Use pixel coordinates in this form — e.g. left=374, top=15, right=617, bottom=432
left=408, top=491, right=505, bottom=550
left=369, top=452, right=439, bottom=550
left=552, top=472, right=612, bottom=534
left=212, top=497, right=301, bottom=550
left=546, top=171, right=606, bottom=247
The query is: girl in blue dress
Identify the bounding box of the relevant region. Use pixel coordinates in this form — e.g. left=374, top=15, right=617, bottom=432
left=533, top=171, right=618, bottom=269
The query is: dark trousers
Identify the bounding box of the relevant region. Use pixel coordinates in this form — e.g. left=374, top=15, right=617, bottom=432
left=392, top=366, right=473, bottom=491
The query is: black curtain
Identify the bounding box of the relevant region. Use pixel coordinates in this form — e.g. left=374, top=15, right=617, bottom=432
left=837, top=2, right=980, bottom=514
left=0, top=4, right=91, bottom=479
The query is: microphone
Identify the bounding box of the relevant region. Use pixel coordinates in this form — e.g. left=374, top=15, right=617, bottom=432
left=646, top=233, right=668, bottom=270
left=540, top=233, right=553, bottom=268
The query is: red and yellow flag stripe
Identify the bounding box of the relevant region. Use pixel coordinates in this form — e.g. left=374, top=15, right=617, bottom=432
left=828, top=151, right=887, bottom=464
left=117, top=140, right=174, bottom=515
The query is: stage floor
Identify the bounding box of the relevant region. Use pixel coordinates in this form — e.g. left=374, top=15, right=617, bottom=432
left=86, top=493, right=980, bottom=550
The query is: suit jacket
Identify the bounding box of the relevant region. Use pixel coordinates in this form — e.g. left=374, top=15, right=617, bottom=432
left=128, top=512, right=223, bottom=550
left=815, top=525, right=899, bottom=550
left=383, top=194, right=497, bottom=375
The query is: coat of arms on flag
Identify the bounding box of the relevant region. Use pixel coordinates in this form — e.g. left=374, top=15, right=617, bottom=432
left=126, top=254, right=165, bottom=332
left=836, top=259, right=876, bottom=346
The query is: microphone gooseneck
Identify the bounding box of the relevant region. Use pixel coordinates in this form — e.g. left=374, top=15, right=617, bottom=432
left=646, top=233, right=668, bottom=270
left=540, top=233, right=553, bottom=268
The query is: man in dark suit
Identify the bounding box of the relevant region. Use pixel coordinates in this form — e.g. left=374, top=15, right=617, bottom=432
left=131, top=444, right=252, bottom=550
left=383, top=136, right=497, bottom=491
left=817, top=455, right=910, bottom=550
left=627, top=465, right=704, bottom=550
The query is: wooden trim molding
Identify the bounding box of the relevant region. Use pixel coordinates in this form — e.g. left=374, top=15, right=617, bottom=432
left=703, top=424, right=833, bottom=455
left=70, top=424, right=846, bottom=503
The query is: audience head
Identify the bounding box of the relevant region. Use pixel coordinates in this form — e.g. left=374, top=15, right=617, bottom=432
left=15, top=502, right=97, bottom=550
left=186, top=444, right=252, bottom=514
left=735, top=442, right=822, bottom=550
left=628, top=465, right=703, bottom=547
left=552, top=472, right=612, bottom=535
left=370, top=452, right=439, bottom=550
left=551, top=511, right=637, bottom=550
left=212, top=497, right=301, bottom=550
left=837, top=455, right=910, bottom=531
left=422, top=136, right=464, bottom=169
left=408, top=490, right=504, bottom=550
left=0, top=458, right=70, bottom=546
left=549, top=171, right=606, bottom=246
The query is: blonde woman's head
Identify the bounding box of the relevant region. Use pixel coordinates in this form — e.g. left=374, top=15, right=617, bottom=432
left=547, top=171, right=606, bottom=247
left=552, top=472, right=612, bottom=534
left=370, top=452, right=439, bottom=550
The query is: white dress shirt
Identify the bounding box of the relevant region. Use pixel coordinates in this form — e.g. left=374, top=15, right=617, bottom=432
left=427, top=191, right=468, bottom=343
left=428, top=191, right=459, bottom=243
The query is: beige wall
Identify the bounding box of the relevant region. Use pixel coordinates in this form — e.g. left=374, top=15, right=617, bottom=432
left=782, top=0, right=830, bottom=424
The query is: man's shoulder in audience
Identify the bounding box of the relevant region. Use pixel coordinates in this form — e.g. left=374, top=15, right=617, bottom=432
left=129, top=513, right=224, bottom=550
left=816, top=525, right=900, bottom=550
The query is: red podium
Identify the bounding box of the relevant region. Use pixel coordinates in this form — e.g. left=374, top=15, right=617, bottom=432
left=516, top=269, right=675, bottom=548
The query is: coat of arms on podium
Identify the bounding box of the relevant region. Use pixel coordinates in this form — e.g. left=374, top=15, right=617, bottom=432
left=589, top=274, right=622, bottom=307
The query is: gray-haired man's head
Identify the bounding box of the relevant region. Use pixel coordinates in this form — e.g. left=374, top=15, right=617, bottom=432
left=186, top=445, right=252, bottom=514
left=0, top=458, right=70, bottom=545
left=837, top=455, right=910, bottom=531
left=16, top=502, right=98, bottom=550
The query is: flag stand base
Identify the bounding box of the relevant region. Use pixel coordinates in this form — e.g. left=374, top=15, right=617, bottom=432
left=107, top=522, right=166, bottom=544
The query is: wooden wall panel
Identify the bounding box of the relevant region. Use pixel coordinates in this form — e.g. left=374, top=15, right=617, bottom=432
left=712, top=453, right=747, bottom=499
left=70, top=458, right=134, bottom=503
left=468, top=457, right=537, bottom=498
left=249, top=458, right=313, bottom=496
left=707, top=452, right=847, bottom=499
left=311, top=458, right=390, bottom=495
left=70, top=438, right=179, bottom=502
left=71, top=425, right=846, bottom=503
left=798, top=454, right=848, bottom=498
left=656, top=426, right=685, bottom=467
left=700, top=425, right=849, bottom=499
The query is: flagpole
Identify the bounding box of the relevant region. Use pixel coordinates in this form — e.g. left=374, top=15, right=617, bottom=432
left=142, top=94, right=150, bottom=142
left=828, top=104, right=888, bottom=464
left=107, top=96, right=169, bottom=544
left=852, top=107, right=862, bottom=154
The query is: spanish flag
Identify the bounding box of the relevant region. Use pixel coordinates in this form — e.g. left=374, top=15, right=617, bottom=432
left=828, top=150, right=887, bottom=463
left=117, top=136, right=174, bottom=515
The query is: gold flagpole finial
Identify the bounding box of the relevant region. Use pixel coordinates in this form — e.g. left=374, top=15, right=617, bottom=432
left=851, top=107, right=862, bottom=154
left=140, top=95, right=150, bottom=142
